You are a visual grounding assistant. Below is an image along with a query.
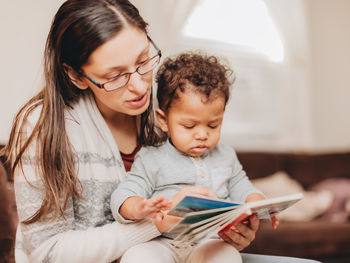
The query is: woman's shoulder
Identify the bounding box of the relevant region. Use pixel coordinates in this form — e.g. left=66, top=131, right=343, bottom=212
left=17, top=100, right=43, bottom=133
left=16, top=97, right=80, bottom=133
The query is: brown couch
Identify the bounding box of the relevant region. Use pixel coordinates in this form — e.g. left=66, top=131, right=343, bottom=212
left=237, top=151, right=350, bottom=263
left=0, top=158, right=16, bottom=263
left=1, top=147, right=349, bottom=263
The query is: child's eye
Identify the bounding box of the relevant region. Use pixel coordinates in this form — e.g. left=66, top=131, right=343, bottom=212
left=208, top=124, right=218, bottom=129
left=183, top=125, right=195, bottom=129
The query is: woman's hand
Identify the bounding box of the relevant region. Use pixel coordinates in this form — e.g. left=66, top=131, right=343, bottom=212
left=218, top=192, right=282, bottom=251
left=246, top=193, right=280, bottom=229
left=218, top=214, right=260, bottom=251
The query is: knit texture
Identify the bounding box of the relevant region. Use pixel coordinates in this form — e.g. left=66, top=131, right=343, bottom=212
left=14, top=92, right=160, bottom=263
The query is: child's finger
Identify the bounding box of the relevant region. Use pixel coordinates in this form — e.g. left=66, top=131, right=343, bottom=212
left=155, top=199, right=172, bottom=209
left=140, top=199, right=161, bottom=213
left=149, top=211, right=164, bottom=221
left=149, top=195, right=167, bottom=206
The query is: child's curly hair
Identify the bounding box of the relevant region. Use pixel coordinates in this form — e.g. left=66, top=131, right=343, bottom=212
left=156, top=52, right=235, bottom=111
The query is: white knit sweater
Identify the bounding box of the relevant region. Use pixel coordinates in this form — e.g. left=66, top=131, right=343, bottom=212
left=14, top=92, right=160, bottom=263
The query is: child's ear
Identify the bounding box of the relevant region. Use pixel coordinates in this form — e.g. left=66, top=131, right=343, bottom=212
left=156, top=109, right=169, bottom=132
left=63, top=64, right=89, bottom=90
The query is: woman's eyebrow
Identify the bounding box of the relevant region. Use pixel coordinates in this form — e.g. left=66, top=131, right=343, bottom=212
left=99, top=44, right=151, bottom=77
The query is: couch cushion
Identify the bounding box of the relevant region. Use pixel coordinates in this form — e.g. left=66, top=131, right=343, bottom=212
left=243, top=221, right=350, bottom=258
left=237, top=152, right=350, bottom=188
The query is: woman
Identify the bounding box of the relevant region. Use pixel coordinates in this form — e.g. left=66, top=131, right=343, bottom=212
left=2, top=0, right=319, bottom=262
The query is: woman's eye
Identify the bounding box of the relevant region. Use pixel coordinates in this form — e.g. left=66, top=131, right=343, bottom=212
left=106, top=73, right=122, bottom=81
left=139, top=57, right=150, bottom=65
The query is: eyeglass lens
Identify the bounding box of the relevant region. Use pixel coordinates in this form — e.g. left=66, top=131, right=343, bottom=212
left=103, top=55, right=160, bottom=91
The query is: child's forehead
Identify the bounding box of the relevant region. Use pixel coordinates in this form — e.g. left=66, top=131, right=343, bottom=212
left=175, top=86, right=226, bottom=105
left=169, top=89, right=226, bottom=116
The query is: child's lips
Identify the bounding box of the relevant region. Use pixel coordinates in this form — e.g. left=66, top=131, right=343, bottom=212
left=191, top=145, right=208, bottom=154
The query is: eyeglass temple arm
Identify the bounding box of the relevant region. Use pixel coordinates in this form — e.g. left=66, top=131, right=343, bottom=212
left=147, top=35, right=162, bottom=56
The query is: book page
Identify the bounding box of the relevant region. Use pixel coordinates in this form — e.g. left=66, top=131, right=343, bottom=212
left=165, top=193, right=303, bottom=244
left=168, top=195, right=241, bottom=217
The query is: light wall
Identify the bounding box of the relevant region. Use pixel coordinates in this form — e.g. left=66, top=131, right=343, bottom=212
left=0, top=0, right=65, bottom=144
left=0, top=0, right=349, bottom=153
left=305, top=0, right=350, bottom=152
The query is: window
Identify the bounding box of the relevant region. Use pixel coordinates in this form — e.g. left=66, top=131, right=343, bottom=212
left=175, top=0, right=285, bottom=149
left=182, top=0, right=284, bottom=62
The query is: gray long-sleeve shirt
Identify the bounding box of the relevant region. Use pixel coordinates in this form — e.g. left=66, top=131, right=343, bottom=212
left=111, top=140, right=262, bottom=223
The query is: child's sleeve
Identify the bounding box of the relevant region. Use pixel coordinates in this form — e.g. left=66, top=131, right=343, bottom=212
left=227, top=149, right=265, bottom=202
left=111, top=150, right=155, bottom=223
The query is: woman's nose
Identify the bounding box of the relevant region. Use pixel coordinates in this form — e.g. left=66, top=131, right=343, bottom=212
left=127, top=72, right=146, bottom=94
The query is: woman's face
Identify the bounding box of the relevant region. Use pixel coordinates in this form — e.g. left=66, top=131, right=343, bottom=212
left=80, top=26, right=153, bottom=119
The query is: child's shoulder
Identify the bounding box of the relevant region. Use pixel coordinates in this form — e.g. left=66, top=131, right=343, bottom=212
left=137, top=142, right=168, bottom=158
left=207, top=143, right=241, bottom=166
left=212, top=142, right=237, bottom=156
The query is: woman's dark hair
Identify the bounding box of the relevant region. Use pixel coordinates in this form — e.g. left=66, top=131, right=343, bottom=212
left=2, top=0, right=161, bottom=224
left=156, top=52, right=235, bottom=112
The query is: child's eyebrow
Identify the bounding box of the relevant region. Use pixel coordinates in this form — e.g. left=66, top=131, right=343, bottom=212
left=208, top=117, right=223, bottom=123
left=180, top=119, right=197, bottom=124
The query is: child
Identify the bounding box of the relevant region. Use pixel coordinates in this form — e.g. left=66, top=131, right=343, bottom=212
left=111, top=53, right=278, bottom=263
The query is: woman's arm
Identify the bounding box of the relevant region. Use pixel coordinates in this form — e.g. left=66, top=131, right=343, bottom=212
left=15, top=175, right=160, bottom=263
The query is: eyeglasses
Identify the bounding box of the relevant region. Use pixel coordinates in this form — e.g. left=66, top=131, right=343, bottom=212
left=81, top=36, right=162, bottom=92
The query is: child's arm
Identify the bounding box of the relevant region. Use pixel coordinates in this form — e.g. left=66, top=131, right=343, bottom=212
left=245, top=193, right=280, bottom=229
left=119, top=194, right=172, bottom=221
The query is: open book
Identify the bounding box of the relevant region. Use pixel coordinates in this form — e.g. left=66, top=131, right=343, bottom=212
left=163, top=193, right=303, bottom=245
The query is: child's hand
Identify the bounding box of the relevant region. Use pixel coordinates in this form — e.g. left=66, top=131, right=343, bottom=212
left=171, top=186, right=217, bottom=208
left=245, top=193, right=280, bottom=229
left=135, top=195, right=172, bottom=220
left=153, top=212, right=182, bottom=233
left=151, top=186, right=217, bottom=233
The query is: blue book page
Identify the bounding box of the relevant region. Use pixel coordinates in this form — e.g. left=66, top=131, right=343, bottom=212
left=168, top=195, right=241, bottom=217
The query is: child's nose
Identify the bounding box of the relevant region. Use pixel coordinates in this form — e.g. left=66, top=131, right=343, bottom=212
left=195, top=129, right=208, bottom=140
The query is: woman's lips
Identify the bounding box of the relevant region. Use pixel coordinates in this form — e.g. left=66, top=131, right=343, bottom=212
left=126, top=92, right=148, bottom=109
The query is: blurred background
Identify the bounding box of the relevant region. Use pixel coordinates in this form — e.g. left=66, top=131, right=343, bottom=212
left=0, top=1, right=350, bottom=262
left=1, top=0, right=350, bottom=153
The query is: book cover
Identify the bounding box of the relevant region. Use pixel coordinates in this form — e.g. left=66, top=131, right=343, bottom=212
left=164, top=193, right=303, bottom=244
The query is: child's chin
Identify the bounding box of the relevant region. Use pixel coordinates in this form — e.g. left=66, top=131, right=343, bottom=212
left=188, top=150, right=207, bottom=158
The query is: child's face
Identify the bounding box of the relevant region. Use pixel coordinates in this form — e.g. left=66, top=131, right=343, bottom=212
left=157, top=90, right=225, bottom=157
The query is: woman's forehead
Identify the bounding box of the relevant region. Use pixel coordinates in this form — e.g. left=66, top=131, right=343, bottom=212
left=84, top=27, right=148, bottom=73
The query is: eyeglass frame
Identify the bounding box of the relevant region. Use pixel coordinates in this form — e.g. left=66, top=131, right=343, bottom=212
left=80, top=36, right=162, bottom=92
